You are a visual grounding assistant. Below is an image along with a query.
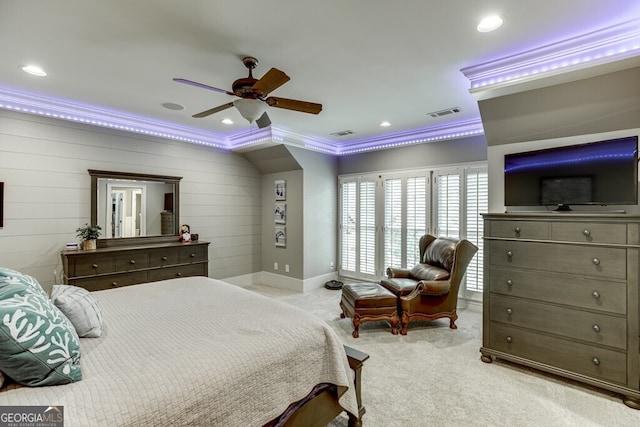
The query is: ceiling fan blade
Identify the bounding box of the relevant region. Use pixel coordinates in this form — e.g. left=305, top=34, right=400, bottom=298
left=192, top=102, right=234, bottom=118
left=251, top=68, right=290, bottom=96
left=266, top=97, right=322, bottom=114
left=256, top=111, right=271, bottom=129
left=173, top=78, right=234, bottom=96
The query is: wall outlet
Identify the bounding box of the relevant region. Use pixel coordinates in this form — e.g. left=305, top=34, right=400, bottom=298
left=285, top=264, right=290, bottom=273
left=274, top=262, right=278, bottom=270
left=330, top=261, right=334, bottom=269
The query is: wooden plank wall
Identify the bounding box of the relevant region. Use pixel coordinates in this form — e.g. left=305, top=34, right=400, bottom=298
left=0, top=110, right=262, bottom=288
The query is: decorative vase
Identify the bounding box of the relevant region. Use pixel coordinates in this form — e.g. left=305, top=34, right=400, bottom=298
left=82, top=239, right=97, bottom=251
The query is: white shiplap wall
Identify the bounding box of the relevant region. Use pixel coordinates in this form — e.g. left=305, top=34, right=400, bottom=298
left=0, top=110, right=262, bottom=289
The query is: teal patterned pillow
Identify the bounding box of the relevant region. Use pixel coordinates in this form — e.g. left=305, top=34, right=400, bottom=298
left=0, top=268, right=82, bottom=386
left=0, top=267, right=48, bottom=298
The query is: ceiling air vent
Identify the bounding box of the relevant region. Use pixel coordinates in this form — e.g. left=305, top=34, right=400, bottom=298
left=427, top=107, right=461, bottom=118
left=330, top=130, right=355, bottom=137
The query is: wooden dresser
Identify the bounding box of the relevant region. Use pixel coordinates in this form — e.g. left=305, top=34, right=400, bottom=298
left=481, top=213, right=640, bottom=408
left=61, top=240, right=209, bottom=291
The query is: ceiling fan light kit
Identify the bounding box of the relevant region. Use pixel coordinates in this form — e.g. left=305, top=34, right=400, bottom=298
left=233, top=98, right=267, bottom=123
left=174, top=56, right=322, bottom=129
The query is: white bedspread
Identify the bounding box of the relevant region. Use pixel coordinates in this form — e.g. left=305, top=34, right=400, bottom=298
left=0, top=277, right=357, bottom=426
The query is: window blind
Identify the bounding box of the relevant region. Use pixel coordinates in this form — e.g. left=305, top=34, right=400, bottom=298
left=384, top=178, right=402, bottom=269
left=406, top=176, right=427, bottom=267
left=436, top=172, right=460, bottom=238
left=465, top=169, right=488, bottom=292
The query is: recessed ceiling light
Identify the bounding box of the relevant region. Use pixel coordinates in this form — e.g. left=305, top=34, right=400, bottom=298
left=161, top=102, right=184, bottom=111
left=22, top=65, right=47, bottom=76
left=477, top=15, right=503, bottom=33
left=221, top=118, right=234, bottom=125
left=380, top=121, right=391, bottom=127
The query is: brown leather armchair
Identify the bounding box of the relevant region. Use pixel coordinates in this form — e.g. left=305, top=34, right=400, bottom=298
left=380, top=234, right=478, bottom=335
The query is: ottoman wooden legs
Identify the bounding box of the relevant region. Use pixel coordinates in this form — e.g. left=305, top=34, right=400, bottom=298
left=339, top=282, right=399, bottom=338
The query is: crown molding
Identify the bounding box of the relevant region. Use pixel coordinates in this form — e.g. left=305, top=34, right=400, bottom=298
left=462, top=18, right=640, bottom=100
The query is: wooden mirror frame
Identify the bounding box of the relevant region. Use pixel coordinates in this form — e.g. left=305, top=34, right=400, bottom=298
left=89, top=169, right=182, bottom=247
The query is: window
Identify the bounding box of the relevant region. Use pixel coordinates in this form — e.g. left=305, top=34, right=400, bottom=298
left=435, top=169, right=461, bottom=238
left=383, top=178, right=402, bottom=269
left=464, top=168, right=488, bottom=292
left=406, top=176, right=428, bottom=267
left=339, top=163, right=486, bottom=295
left=339, top=176, right=377, bottom=280
left=382, top=174, right=430, bottom=270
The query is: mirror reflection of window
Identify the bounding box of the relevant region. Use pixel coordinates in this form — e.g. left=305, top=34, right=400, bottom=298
left=108, top=185, right=146, bottom=238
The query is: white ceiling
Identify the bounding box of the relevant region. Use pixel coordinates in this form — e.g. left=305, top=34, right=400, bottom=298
left=1, top=1, right=639, bottom=151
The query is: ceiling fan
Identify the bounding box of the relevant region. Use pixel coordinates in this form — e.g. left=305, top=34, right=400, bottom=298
left=173, top=56, right=322, bottom=128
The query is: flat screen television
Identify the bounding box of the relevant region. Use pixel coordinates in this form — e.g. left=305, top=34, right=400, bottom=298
left=504, top=136, right=638, bottom=210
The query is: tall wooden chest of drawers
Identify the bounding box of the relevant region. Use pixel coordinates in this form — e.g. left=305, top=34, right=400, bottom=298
left=481, top=213, right=640, bottom=408
left=62, top=240, right=209, bottom=291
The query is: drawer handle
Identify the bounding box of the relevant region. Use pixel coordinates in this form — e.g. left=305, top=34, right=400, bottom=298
left=130, top=260, right=136, bottom=265
left=190, top=253, right=196, bottom=258
left=92, top=263, right=98, bottom=269
left=592, top=357, right=601, bottom=366
left=506, top=336, right=512, bottom=344
left=162, top=256, right=168, bottom=261
left=506, top=279, right=513, bottom=287
left=514, top=226, right=521, bottom=234
left=111, top=281, right=118, bottom=287
left=592, top=291, right=601, bottom=300
left=506, top=308, right=513, bottom=315
left=583, top=229, right=591, bottom=237
left=592, top=324, right=601, bottom=333
left=506, top=251, right=513, bottom=258
left=176, top=272, right=183, bottom=277
left=592, top=258, right=600, bottom=266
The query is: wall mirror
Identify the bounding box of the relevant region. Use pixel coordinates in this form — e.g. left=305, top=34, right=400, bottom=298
left=89, top=170, right=182, bottom=240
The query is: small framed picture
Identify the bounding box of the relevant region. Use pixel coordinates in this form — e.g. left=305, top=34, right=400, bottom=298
left=274, top=203, right=286, bottom=224
left=275, top=180, right=286, bottom=201
left=275, top=226, right=286, bottom=247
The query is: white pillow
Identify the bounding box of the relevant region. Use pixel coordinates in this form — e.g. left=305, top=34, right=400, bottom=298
left=51, top=284, right=104, bottom=338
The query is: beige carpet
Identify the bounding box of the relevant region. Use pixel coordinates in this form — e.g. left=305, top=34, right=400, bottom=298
left=246, top=284, right=640, bottom=427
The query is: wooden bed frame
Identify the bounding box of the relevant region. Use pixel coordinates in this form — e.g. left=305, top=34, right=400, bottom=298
left=267, top=345, right=368, bottom=427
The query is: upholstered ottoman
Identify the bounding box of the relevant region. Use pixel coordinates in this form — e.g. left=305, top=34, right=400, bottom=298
left=339, top=282, right=399, bottom=338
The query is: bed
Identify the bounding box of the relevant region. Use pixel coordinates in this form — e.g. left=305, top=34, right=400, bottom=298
left=0, top=276, right=365, bottom=426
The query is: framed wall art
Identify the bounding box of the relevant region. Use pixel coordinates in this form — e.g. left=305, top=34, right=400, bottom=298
left=274, top=180, right=286, bottom=201
left=274, top=226, right=286, bottom=247
left=274, top=203, right=286, bottom=224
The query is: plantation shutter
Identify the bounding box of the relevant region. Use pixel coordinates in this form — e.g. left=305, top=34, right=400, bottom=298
left=359, top=180, right=376, bottom=275
left=465, top=168, right=488, bottom=291
left=436, top=171, right=461, bottom=238
left=339, top=181, right=357, bottom=273
left=384, top=178, right=403, bottom=269
left=406, top=175, right=428, bottom=267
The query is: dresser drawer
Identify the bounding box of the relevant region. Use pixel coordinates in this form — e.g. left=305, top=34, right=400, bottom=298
left=551, top=222, right=627, bottom=244
left=115, top=251, right=149, bottom=271
left=487, top=220, right=549, bottom=240
left=178, top=244, right=208, bottom=263
left=488, top=240, right=627, bottom=279
left=489, top=322, right=627, bottom=385
left=72, top=254, right=116, bottom=277
left=70, top=271, right=149, bottom=292
left=489, top=267, right=627, bottom=315
left=490, top=294, right=627, bottom=349
left=148, top=264, right=207, bottom=282
left=148, top=248, right=180, bottom=267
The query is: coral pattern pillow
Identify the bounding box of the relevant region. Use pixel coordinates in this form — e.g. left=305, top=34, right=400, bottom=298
left=0, top=268, right=82, bottom=386
left=51, top=284, right=103, bottom=338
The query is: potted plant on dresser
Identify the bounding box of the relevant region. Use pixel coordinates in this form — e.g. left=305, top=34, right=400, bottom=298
left=76, top=223, right=102, bottom=250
